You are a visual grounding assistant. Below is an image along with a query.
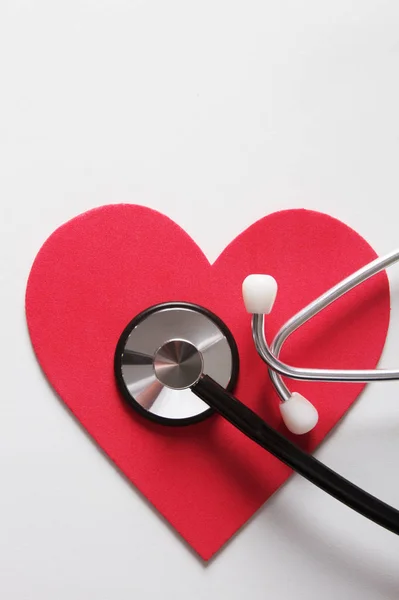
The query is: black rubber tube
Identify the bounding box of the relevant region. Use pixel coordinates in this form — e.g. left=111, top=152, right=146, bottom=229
left=192, top=375, right=399, bottom=535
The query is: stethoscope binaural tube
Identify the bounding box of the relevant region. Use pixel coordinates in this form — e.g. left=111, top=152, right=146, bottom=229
left=244, top=248, right=399, bottom=434
left=192, top=374, right=399, bottom=537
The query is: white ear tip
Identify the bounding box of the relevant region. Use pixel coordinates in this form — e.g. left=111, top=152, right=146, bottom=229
left=242, top=275, right=278, bottom=314
left=280, top=393, right=319, bottom=435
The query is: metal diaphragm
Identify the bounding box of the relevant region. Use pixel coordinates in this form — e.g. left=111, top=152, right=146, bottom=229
left=114, top=302, right=239, bottom=425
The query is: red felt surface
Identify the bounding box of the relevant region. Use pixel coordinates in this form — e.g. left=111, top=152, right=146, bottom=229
left=26, top=205, right=390, bottom=560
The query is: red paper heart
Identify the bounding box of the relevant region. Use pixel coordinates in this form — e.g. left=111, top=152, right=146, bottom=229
left=26, top=205, right=390, bottom=560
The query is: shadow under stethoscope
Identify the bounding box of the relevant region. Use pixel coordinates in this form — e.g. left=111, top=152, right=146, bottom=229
left=209, top=417, right=399, bottom=598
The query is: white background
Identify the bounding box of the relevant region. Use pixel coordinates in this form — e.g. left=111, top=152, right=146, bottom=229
left=1, top=1, right=399, bottom=598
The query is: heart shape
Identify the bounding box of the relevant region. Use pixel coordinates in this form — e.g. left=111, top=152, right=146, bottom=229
left=26, top=205, right=390, bottom=560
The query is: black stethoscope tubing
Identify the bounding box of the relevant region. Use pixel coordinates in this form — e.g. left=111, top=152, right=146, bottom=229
left=193, top=374, right=399, bottom=536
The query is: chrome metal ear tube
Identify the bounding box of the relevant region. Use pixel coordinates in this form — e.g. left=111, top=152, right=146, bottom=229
left=249, top=249, right=399, bottom=402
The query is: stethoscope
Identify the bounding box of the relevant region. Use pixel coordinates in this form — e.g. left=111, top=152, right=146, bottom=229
left=114, top=248, right=399, bottom=537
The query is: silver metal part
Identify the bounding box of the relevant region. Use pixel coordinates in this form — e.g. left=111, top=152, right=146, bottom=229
left=251, top=249, right=399, bottom=401
left=118, top=305, right=235, bottom=421
left=153, top=339, right=204, bottom=389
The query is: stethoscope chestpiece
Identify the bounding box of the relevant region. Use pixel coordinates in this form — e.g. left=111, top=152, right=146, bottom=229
left=114, top=302, right=239, bottom=426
